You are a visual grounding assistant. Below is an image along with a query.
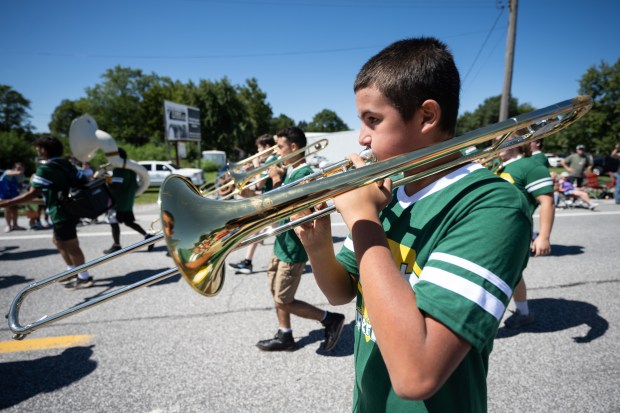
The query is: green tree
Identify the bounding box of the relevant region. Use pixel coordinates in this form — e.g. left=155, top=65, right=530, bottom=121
left=546, top=59, right=620, bottom=155
left=270, top=114, right=296, bottom=134
left=237, top=78, right=273, bottom=141
left=0, top=130, right=36, bottom=171
left=305, top=109, right=349, bottom=132
left=83, top=66, right=165, bottom=146
left=0, top=85, right=32, bottom=133
left=456, top=95, right=535, bottom=137
left=191, top=77, right=252, bottom=156
left=49, top=98, right=87, bottom=137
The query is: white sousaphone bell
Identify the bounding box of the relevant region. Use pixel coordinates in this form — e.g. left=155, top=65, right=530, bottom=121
left=69, top=115, right=150, bottom=195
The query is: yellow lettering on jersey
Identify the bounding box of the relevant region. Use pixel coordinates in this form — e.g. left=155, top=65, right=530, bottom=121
left=387, top=239, right=421, bottom=277
left=356, top=282, right=375, bottom=343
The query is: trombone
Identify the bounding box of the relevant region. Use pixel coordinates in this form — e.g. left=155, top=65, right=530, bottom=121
left=6, top=96, right=592, bottom=339
left=198, top=144, right=277, bottom=194
left=200, top=138, right=329, bottom=199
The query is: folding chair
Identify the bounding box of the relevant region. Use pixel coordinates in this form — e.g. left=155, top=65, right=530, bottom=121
left=583, top=173, right=605, bottom=199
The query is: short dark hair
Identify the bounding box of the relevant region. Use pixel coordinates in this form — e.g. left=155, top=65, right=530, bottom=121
left=34, top=136, right=64, bottom=158
left=276, top=126, right=307, bottom=149
left=354, top=37, right=460, bottom=134
left=255, top=133, right=275, bottom=148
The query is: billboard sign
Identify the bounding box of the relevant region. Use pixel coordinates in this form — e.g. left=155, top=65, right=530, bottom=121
left=164, top=100, right=201, bottom=141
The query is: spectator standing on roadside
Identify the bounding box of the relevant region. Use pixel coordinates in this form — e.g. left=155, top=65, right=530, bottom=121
left=561, top=144, right=592, bottom=187
left=611, top=143, right=620, bottom=204
left=0, top=162, right=26, bottom=232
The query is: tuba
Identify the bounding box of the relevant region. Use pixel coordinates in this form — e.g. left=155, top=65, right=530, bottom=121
left=69, top=115, right=150, bottom=195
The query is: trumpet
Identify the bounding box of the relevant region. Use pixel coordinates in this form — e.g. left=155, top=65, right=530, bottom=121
left=6, top=96, right=592, bottom=339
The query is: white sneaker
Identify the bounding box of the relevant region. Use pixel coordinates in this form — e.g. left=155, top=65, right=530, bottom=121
left=589, top=202, right=599, bottom=210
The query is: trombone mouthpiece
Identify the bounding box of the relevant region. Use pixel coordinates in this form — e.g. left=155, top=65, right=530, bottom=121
left=360, top=147, right=376, bottom=163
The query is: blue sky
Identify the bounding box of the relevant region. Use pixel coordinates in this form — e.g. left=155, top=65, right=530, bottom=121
left=2, top=0, right=619, bottom=135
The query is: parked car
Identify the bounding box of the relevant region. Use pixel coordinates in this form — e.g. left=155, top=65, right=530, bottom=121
left=138, top=161, right=205, bottom=187
left=545, top=153, right=565, bottom=168
left=592, top=156, right=620, bottom=175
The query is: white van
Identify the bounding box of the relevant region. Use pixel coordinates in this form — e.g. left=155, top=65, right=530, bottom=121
left=202, top=150, right=227, bottom=168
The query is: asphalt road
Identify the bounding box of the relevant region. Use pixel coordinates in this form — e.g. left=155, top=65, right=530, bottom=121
left=1, top=200, right=619, bottom=412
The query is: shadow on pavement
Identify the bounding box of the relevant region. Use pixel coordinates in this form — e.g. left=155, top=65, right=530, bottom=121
left=549, top=244, right=585, bottom=256
left=496, top=297, right=609, bottom=343
left=74, top=268, right=181, bottom=305
left=295, top=321, right=355, bottom=357
left=0, top=274, right=35, bottom=289
left=0, top=247, right=58, bottom=261
left=0, top=346, right=97, bottom=410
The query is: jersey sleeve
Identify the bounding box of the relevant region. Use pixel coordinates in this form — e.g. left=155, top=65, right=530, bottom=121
left=526, top=165, right=554, bottom=198
left=413, top=205, right=531, bottom=350
left=336, top=235, right=359, bottom=276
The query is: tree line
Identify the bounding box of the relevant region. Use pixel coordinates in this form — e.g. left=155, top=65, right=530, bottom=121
left=2, top=58, right=618, bottom=172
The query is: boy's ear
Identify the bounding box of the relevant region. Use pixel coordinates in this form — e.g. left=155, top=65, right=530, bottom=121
left=419, top=100, right=441, bottom=132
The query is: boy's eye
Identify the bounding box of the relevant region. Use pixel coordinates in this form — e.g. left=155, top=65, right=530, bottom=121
left=366, top=116, right=380, bottom=125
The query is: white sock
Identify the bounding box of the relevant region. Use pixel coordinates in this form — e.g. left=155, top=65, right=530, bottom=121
left=279, top=328, right=292, bottom=334
left=515, top=301, right=529, bottom=316
left=77, top=271, right=90, bottom=280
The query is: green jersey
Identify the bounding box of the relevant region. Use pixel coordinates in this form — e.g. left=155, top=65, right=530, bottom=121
left=30, top=158, right=78, bottom=224
left=336, top=163, right=531, bottom=413
left=499, top=156, right=554, bottom=216
left=110, top=168, right=138, bottom=212
left=273, top=163, right=314, bottom=263
left=530, top=151, right=550, bottom=168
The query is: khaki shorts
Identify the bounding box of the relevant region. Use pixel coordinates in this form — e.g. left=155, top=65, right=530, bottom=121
left=267, top=255, right=306, bottom=304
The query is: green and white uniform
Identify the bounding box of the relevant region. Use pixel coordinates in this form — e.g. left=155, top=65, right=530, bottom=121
left=336, top=163, right=531, bottom=413
left=30, top=158, right=78, bottom=224
left=110, top=168, right=138, bottom=212
left=530, top=151, right=550, bottom=168
left=499, top=156, right=554, bottom=215
left=273, top=163, right=314, bottom=263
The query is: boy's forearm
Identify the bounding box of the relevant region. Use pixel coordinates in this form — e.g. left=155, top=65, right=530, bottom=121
left=537, top=195, right=555, bottom=239
left=308, top=248, right=356, bottom=305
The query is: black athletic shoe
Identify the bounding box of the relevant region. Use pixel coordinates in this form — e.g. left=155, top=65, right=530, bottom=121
left=256, top=330, right=296, bottom=352
left=145, top=234, right=155, bottom=252
left=59, top=276, right=77, bottom=285
left=322, top=312, right=345, bottom=352
left=228, top=259, right=253, bottom=274
left=64, top=276, right=94, bottom=290
left=504, top=310, right=535, bottom=329
left=103, top=244, right=122, bottom=254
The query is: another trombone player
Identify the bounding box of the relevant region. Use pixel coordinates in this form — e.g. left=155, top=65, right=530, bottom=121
left=256, top=126, right=345, bottom=352
left=296, top=37, right=531, bottom=410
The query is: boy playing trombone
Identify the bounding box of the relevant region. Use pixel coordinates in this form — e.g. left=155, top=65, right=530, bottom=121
left=296, top=37, right=531, bottom=411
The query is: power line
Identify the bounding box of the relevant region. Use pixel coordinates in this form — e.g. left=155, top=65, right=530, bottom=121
left=461, top=5, right=505, bottom=85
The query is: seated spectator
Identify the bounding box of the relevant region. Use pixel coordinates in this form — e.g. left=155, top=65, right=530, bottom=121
left=559, top=171, right=598, bottom=210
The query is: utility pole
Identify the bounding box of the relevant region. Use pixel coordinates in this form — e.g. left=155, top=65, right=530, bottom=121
left=499, top=0, right=518, bottom=121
